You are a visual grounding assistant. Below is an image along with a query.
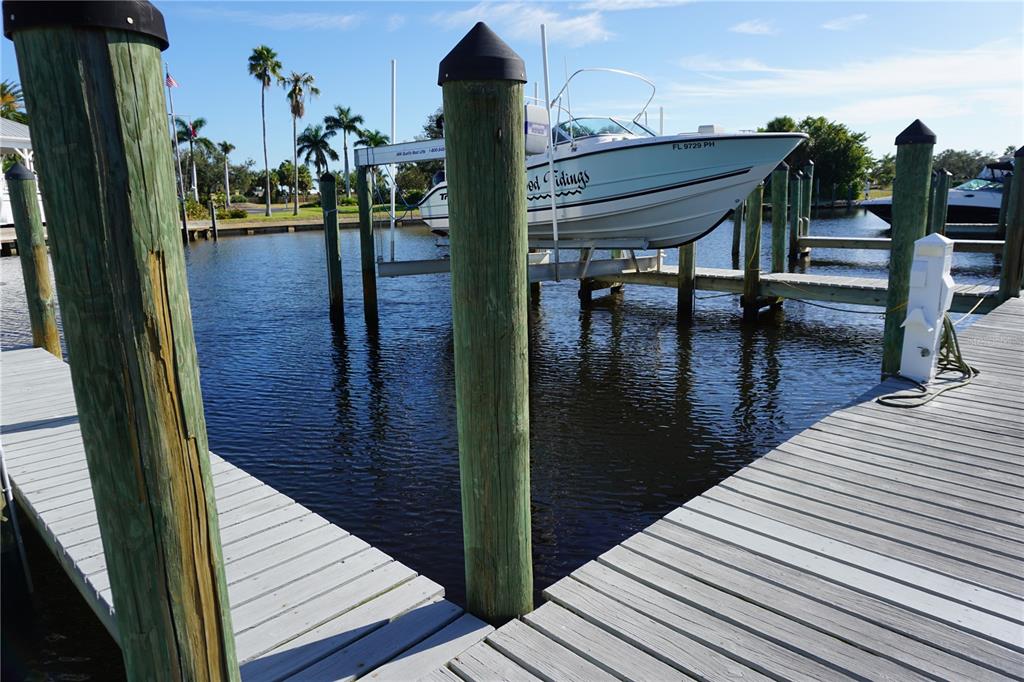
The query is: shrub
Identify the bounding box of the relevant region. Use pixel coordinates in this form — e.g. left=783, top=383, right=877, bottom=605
left=402, top=189, right=424, bottom=206
left=300, top=200, right=321, bottom=208
left=227, top=208, right=247, bottom=219
left=183, top=197, right=206, bottom=220
left=230, top=194, right=246, bottom=204
left=338, top=196, right=358, bottom=206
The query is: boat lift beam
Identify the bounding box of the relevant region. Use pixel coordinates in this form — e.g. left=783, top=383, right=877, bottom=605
left=377, top=251, right=662, bottom=283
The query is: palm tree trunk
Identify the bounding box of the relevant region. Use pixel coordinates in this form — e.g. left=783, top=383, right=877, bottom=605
left=223, top=157, right=230, bottom=207
left=262, top=88, right=271, bottom=217
left=343, top=134, right=351, bottom=198
left=292, top=115, right=299, bottom=216
left=188, top=136, right=197, bottom=201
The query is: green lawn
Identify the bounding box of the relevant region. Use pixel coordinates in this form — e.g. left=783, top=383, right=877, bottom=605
left=219, top=204, right=416, bottom=224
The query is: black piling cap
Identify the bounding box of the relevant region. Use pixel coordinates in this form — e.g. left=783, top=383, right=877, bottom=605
left=4, top=161, right=34, bottom=181
left=438, top=22, right=525, bottom=86
left=775, top=161, right=789, bottom=171
left=3, top=1, right=169, bottom=50
left=1015, top=146, right=1023, bottom=159
left=895, top=119, right=936, bottom=146
left=320, top=172, right=335, bottom=184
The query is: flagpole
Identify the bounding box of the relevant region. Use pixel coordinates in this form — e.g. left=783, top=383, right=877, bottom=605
left=165, top=64, right=186, bottom=202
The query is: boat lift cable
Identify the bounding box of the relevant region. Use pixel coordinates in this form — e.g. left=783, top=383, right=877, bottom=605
left=875, top=314, right=979, bottom=408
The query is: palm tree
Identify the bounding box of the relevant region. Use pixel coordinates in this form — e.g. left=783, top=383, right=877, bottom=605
left=355, top=129, right=390, bottom=148
left=280, top=71, right=320, bottom=214
left=296, top=124, right=338, bottom=178
left=248, top=45, right=282, bottom=216
left=0, top=80, right=27, bottom=123
left=174, top=117, right=215, bottom=200
left=218, top=141, right=235, bottom=206
left=323, top=106, right=364, bottom=198
left=355, top=130, right=391, bottom=193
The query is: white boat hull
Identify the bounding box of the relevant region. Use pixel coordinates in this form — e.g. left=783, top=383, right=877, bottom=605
left=418, top=133, right=806, bottom=249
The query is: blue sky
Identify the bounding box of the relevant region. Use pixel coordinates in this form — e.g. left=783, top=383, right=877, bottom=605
left=3, top=1, right=1022, bottom=174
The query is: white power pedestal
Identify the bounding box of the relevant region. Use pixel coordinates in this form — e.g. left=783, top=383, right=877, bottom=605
left=900, top=233, right=955, bottom=383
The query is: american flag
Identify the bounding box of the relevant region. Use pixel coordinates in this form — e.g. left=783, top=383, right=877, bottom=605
left=165, top=72, right=178, bottom=88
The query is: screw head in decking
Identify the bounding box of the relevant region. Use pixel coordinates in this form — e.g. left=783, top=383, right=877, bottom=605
left=438, top=21, right=526, bottom=86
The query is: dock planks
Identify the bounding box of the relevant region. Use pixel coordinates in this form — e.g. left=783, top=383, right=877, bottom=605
left=0, top=348, right=490, bottom=681
left=426, top=296, right=1024, bottom=681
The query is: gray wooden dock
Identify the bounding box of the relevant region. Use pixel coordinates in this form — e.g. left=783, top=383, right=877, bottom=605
left=594, top=265, right=1001, bottom=313
left=0, top=348, right=491, bottom=681
left=425, top=296, right=1024, bottom=681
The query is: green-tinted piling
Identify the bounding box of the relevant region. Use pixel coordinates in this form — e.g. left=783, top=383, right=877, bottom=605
left=789, top=170, right=803, bottom=264
left=998, top=148, right=1024, bottom=300
left=356, top=165, right=379, bottom=328
left=677, top=242, right=695, bottom=322
left=8, top=3, right=239, bottom=678
left=320, top=173, right=344, bottom=322
left=209, top=199, right=219, bottom=241
left=731, top=202, right=743, bottom=267
left=881, top=120, right=936, bottom=377
left=4, top=163, right=61, bottom=358
left=770, top=163, right=788, bottom=273
left=742, top=183, right=764, bottom=322
left=439, top=22, right=533, bottom=624
left=928, top=169, right=951, bottom=235
left=800, top=162, right=814, bottom=257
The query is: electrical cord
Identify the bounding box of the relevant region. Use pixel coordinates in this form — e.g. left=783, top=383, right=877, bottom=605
left=875, top=313, right=980, bottom=408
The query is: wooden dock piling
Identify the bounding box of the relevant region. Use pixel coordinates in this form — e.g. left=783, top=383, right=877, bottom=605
left=770, top=163, right=788, bottom=273
left=800, top=162, right=814, bottom=258
left=731, top=203, right=743, bottom=268
left=8, top=4, right=239, bottom=678
left=928, top=169, right=951, bottom=235
left=356, top=166, right=379, bottom=328
left=788, top=170, right=802, bottom=264
left=997, top=167, right=1013, bottom=234
left=741, top=184, right=764, bottom=322
left=998, top=147, right=1023, bottom=301
left=4, top=163, right=61, bottom=358
left=677, top=242, right=695, bottom=322
left=209, top=199, right=219, bottom=241
left=439, top=22, right=533, bottom=624
left=320, top=173, right=344, bottom=323
left=881, top=120, right=935, bottom=377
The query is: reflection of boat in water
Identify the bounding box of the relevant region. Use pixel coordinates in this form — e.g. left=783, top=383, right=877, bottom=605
left=418, top=69, right=806, bottom=249
left=863, top=159, right=1011, bottom=225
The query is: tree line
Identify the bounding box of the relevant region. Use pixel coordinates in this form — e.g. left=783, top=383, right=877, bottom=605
left=763, top=115, right=1015, bottom=199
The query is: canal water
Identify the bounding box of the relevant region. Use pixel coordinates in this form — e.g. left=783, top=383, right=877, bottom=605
left=0, top=209, right=999, bottom=679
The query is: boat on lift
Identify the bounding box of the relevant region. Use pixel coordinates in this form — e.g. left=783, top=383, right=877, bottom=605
left=862, top=158, right=1011, bottom=225
left=417, top=68, right=807, bottom=249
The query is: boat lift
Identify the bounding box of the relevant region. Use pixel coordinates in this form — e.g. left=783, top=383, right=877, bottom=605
left=352, top=135, right=666, bottom=284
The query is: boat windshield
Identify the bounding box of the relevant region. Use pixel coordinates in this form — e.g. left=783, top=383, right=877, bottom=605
left=954, top=178, right=1003, bottom=191
left=553, top=117, right=654, bottom=144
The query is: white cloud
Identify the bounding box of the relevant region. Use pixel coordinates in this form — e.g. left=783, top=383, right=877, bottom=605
left=574, top=0, right=691, bottom=10
left=729, top=19, right=778, bottom=36
left=826, top=95, right=971, bottom=125
left=821, top=14, right=868, bottom=31
left=433, top=3, right=612, bottom=47
left=189, top=8, right=361, bottom=31
left=387, top=14, right=406, bottom=32
left=670, top=39, right=1021, bottom=100
left=677, top=55, right=777, bottom=72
